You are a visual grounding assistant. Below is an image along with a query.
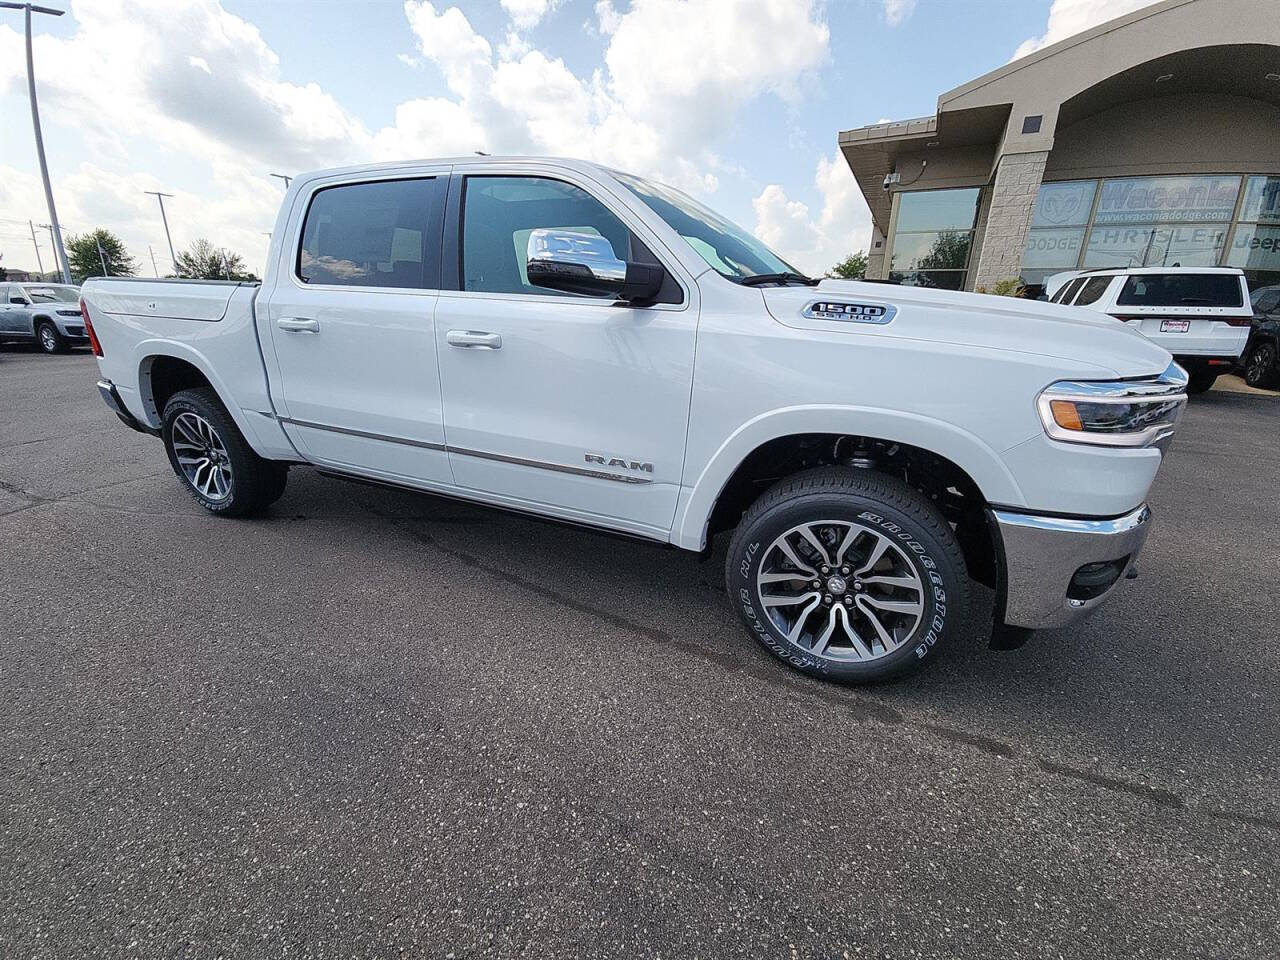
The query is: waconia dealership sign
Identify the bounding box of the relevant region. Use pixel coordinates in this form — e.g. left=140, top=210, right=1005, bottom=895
left=1094, top=175, right=1241, bottom=225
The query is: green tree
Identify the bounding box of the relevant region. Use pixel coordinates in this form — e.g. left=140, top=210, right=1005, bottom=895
left=828, top=250, right=868, bottom=280
left=67, top=229, right=138, bottom=282
left=173, top=238, right=258, bottom=281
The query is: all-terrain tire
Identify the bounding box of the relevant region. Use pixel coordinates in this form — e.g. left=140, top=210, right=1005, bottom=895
left=162, top=388, right=288, bottom=517
left=726, top=467, right=969, bottom=683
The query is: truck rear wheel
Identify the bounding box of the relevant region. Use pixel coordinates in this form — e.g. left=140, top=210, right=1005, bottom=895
left=162, top=388, right=288, bottom=517
left=726, top=467, right=969, bottom=683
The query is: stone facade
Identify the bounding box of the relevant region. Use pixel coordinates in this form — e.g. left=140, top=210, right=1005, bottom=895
left=970, top=150, right=1049, bottom=292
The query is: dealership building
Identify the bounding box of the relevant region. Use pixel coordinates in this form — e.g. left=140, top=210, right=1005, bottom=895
left=839, top=0, right=1280, bottom=295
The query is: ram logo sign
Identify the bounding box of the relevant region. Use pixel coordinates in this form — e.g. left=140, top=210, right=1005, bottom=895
left=585, top=453, right=654, bottom=473
left=802, top=301, right=897, bottom=325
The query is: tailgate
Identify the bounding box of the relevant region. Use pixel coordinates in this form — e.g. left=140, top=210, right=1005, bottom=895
left=86, top=279, right=243, bottom=322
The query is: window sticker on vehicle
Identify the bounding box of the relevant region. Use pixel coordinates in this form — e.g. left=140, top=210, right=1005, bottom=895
left=1159, top=319, right=1191, bottom=333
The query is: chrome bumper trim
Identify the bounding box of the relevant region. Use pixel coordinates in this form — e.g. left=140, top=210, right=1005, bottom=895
left=97, top=379, right=157, bottom=436
left=994, top=504, right=1152, bottom=630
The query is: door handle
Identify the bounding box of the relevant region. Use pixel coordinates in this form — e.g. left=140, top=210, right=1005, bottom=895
left=447, top=330, right=502, bottom=350
left=278, top=317, right=319, bottom=333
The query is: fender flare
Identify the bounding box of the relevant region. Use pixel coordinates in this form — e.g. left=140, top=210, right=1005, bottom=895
left=132, top=340, right=258, bottom=444
left=670, top=404, right=1028, bottom=551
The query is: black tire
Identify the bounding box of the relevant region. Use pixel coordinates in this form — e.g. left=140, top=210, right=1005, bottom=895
left=1184, top=368, right=1218, bottom=395
left=161, top=387, right=288, bottom=517
left=726, top=467, right=969, bottom=684
left=1243, top=342, right=1279, bottom=390
left=36, top=320, right=68, bottom=354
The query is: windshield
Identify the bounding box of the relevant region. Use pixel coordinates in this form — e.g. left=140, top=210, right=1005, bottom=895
left=613, top=172, right=801, bottom=282
left=22, top=285, right=79, bottom=304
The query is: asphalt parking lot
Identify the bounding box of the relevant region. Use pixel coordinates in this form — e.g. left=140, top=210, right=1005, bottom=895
left=2, top=349, right=1278, bottom=959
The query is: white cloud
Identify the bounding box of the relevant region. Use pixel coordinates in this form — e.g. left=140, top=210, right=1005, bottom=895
left=0, top=0, right=835, bottom=274
left=882, top=0, right=917, bottom=27
left=389, top=0, right=829, bottom=189
left=501, top=0, right=557, bottom=30
left=752, top=151, right=872, bottom=276
left=1013, top=0, right=1160, bottom=60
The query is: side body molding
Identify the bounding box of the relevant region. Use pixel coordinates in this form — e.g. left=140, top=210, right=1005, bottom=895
left=669, top=404, right=1027, bottom=551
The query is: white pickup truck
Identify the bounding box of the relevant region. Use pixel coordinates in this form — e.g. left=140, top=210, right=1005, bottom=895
left=81, top=157, right=1188, bottom=682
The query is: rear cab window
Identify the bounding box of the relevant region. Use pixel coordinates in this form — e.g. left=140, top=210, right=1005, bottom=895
left=298, top=178, right=443, bottom=289
left=1117, top=274, right=1245, bottom=309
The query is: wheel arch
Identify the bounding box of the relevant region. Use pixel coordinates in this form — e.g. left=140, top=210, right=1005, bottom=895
left=134, top=346, right=265, bottom=453
left=673, top=407, right=1026, bottom=579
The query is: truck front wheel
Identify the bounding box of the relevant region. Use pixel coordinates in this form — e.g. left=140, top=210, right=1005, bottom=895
left=726, top=467, right=969, bottom=683
left=162, top=388, right=288, bottom=517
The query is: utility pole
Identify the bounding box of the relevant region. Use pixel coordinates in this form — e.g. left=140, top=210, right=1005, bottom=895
left=95, top=237, right=108, bottom=276
left=28, top=219, right=44, bottom=276
left=2, top=3, right=71, bottom=283
left=149, top=244, right=159, bottom=277
left=144, top=190, right=176, bottom=270
left=269, top=173, right=292, bottom=189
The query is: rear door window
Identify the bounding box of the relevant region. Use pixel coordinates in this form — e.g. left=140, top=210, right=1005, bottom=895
left=1073, top=276, right=1113, bottom=307
left=298, top=178, right=442, bottom=289
left=1056, top=277, right=1087, bottom=304
left=1117, top=274, right=1244, bottom=308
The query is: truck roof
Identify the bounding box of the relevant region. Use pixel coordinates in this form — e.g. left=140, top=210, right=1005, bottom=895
left=293, top=155, right=613, bottom=185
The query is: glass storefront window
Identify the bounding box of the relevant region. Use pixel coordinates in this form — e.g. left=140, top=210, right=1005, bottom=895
left=889, top=187, right=980, bottom=288
left=1083, top=223, right=1229, bottom=269
left=890, top=230, right=973, bottom=271
left=895, top=188, right=981, bottom=233
left=891, top=270, right=968, bottom=291
left=1226, top=223, right=1280, bottom=273
left=1018, top=173, right=1280, bottom=294
left=1031, top=180, right=1096, bottom=228
left=1093, top=175, right=1241, bottom=225
left=1238, top=176, right=1280, bottom=224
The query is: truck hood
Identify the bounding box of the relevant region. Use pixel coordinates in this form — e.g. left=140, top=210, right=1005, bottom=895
left=761, top=279, right=1172, bottom=379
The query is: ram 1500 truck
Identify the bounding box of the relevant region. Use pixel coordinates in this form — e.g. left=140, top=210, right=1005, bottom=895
left=80, top=157, right=1188, bottom=682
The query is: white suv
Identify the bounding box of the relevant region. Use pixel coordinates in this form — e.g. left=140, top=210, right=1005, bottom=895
left=1045, top=267, right=1251, bottom=394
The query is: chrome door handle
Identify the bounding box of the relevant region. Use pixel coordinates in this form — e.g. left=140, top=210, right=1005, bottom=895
left=447, top=330, right=502, bottom=350
left=278, top=317, right=319, bottom=333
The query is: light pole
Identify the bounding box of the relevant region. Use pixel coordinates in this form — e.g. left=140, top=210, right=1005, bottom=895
left=149, top=244, right=159, bottom=278
left=28, top=219, right=44, bottom=276
left=2, top=2, right=71, bottom=283
left=269, top=173, right=292, bottom=189
left=144, top=190, right=176, bottom=271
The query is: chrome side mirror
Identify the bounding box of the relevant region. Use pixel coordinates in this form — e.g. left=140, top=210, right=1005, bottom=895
left=525, top=229, right=664, bottom=303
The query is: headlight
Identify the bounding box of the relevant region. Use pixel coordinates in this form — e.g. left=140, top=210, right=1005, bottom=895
left=1038, top=362, right=1188, bottom=448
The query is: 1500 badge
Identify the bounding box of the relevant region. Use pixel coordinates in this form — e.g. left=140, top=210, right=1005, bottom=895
left=802, top=301, right=896, bottom=324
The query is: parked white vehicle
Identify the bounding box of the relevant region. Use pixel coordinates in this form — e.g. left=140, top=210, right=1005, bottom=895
left=80, top=157, right=1188, bottom=682
left=0, top=282, right=88, bottom=353
left=1045, top=267, right=1251, bottom=394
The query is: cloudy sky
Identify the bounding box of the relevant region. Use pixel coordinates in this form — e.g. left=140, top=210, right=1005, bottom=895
left=0, top=0, right=1156, bottom=278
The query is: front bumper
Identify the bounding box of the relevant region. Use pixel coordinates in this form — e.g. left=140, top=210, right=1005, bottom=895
left=993, top=504, right=1152, bottom=629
